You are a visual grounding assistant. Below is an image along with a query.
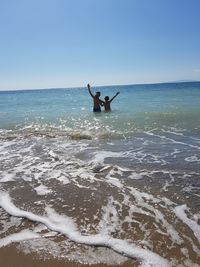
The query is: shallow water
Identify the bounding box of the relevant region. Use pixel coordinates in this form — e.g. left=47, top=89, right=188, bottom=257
left=0, top=82, right=200, bottom=266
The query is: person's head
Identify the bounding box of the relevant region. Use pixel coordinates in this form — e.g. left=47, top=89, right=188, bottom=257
left=104, top=96, right=109, bottom=101
left=95, top=91, right=101, bottom=98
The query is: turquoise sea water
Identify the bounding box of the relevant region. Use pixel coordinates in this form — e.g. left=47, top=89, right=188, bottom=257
left=0, top=82, right=200, bottom=266
left=1, top=82, right=200, bottom=134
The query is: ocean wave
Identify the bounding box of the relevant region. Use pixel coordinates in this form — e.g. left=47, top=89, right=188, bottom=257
left=0, top=122, right=132, bottom=141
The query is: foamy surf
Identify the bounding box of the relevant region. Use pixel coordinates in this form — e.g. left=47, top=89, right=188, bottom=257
left=0, top=192, right=171, bottom=267
left=0, top=229, right=40, bottom=248
left=174, top=205, right=200, bottom=243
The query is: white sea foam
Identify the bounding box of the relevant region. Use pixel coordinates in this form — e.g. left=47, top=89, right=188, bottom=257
left=128, top=187, right=182, bottom=244
left=129, top=171, right=144, bottom=180
left=18, top=237, right=128, bottom=265
left=34, top=184, right=52, bottom=195
left=0, top=229, right=40, bottom=248
left=0, top=191, right=171, bottom=267
left=0, top=173, right=16, bottom=182
left=145, top=131, right=200, bottom=150
left=98, top=196, right=122, bottom=235
left=174, top=205, right=200, bottom=243
left=185, top=155, right=200, bottom=163
left=104, top=168, right=124, bottom=188
left=91, top=150, right=124, bottom=165
left=107, top=177, right=124, bottom=188
left=161, top=129, right=184, bottom=136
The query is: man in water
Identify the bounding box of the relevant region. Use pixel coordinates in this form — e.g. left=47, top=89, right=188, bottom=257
left=87, top=84, right=104, bottom=112
left=103, top=92, right=120, bottom=111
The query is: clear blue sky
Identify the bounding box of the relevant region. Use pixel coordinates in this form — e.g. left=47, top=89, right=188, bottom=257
left=0, top=0, right=200, bottom=90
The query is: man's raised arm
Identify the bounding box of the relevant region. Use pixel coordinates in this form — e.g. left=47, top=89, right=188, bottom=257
left=87, top=84, right=94, bottom=98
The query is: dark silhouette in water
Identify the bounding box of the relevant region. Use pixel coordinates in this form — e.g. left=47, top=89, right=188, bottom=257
left=87, top=84, right=104, bottom=112
left=103, top=92, right=120, bottom=111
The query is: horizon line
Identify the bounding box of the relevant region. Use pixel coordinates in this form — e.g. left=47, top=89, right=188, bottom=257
left=0, top=80, right=199, bottom=92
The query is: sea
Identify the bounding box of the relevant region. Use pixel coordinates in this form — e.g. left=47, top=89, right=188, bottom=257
left=0, top=82, right=200, bottom=267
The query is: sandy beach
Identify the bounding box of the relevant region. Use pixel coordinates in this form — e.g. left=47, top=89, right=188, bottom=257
left=0, top=245, right=138, bottom=267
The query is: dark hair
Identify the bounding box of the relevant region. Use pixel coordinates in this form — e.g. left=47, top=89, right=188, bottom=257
left=104, top=96, right=109, bottom=101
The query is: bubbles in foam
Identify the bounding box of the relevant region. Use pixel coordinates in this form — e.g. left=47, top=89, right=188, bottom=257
left=0, top=191, right=171, bottom=267
left=0, top=119, right=200, bottom=266
left=174, top=205, right=200, bottom=243
left=185, top=155, right=200, bottom=163
left=0, top=229, right=40, bottom=248
left=34, top=184, right=52, bottom=196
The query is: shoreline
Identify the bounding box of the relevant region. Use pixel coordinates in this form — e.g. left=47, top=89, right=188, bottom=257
left=0, top=245, right=138, bottom=267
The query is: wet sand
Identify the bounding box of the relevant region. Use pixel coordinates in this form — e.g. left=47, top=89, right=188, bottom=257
left=0, top=245, right=138, bottom=267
